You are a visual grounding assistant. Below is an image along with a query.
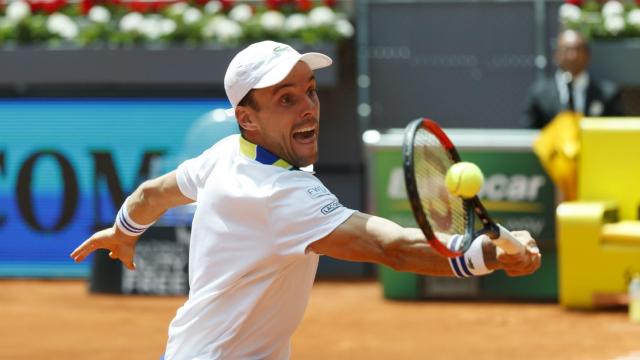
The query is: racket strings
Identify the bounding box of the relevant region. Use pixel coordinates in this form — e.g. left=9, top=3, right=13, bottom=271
left=413, top=128, right=467, bottom=238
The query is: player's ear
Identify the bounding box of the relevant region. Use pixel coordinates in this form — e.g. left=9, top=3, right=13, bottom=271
left=235, top=106, right=258, bottom=132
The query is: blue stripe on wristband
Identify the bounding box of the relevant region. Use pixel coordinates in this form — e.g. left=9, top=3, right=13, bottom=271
left=115, top=197, right=154, bottom=237
left=450, top=258, right=465, bottom=278
left=457, top=254, right=473, bottom=277
left=118, top=208, right=144, bottom=233
left=448, top=235, right=466, bottom=278
left=117, top=209, right=143, bottom=234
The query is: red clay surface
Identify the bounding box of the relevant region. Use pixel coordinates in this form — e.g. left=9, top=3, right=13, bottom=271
left=1, top=279, right=639, bottom=360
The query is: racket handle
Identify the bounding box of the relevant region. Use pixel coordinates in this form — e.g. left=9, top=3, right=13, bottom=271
left=492, top=224, right=525, bottom=255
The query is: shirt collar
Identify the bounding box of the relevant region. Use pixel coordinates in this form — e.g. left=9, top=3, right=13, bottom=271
left=573, top=71, right=589, bottom=89
left=555, top=70, right=589, bottom=88
left=239, top=136, right=296, bottom=170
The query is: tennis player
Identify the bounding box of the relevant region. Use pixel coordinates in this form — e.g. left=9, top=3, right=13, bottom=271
left=71, top=40, right=541, bottom=359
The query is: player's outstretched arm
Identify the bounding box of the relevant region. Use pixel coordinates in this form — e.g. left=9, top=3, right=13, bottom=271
left=70, top=171, right=194, bottom=269
left=308, top=212, right=540, bottom=277
left=309, top=211, right=461, bottom=276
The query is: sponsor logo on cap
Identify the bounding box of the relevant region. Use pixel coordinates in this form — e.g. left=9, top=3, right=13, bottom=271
left=273, top=45, right=290, bottom=55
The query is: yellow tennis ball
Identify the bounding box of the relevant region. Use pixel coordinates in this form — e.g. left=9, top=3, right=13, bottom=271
left=445, top=162, right=484, bottom=198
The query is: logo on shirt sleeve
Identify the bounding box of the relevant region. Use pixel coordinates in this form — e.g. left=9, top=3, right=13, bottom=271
left=321, top=201, right=342, bottom=215
left=306, top=185, right=330, bottom=199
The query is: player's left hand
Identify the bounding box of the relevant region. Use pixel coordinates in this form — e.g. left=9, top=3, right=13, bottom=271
left=496, top=230, right=541, bottom=277
left=70, top=225, right=138, bottom=270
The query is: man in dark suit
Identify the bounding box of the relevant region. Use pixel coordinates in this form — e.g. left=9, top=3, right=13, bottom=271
left=523, top=29, right=623, bottom=129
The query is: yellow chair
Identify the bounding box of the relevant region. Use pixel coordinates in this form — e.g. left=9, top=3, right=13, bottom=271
left=557, top=118, right=640, bottom=309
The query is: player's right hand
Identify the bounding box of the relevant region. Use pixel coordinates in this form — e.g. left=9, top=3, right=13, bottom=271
left=496, top=230, right=541, bottom=277
left=70, top=226, right=138, bottom=270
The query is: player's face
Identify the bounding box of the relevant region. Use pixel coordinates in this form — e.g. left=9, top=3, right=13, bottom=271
left=245, top=62, right=320, bottom=167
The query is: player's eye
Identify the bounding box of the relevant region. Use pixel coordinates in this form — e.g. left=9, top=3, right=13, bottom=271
left=279, top=95, right=293, bottom=105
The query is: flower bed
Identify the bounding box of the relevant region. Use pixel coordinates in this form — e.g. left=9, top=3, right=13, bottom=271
left=0, top=0, right=354, bottom=47
left=559, top=0, right=640, bottom=39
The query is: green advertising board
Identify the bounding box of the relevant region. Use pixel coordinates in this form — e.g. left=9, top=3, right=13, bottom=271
left=365, top=129, right=558, bottom=301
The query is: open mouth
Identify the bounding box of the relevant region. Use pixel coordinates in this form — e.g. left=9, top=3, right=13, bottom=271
left=293, top=126, right=317, bottom=143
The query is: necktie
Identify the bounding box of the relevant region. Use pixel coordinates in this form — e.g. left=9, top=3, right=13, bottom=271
left=567, top=80, right=574, bottom=111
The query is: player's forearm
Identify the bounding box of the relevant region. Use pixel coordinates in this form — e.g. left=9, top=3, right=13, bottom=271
left=356, top=215, right=452, bottom=276
left=375, top=219, right=500, bottom=276
left=381, top=226, right=457, bottom=276
left=123, top=172, right=193, bottom=226
left=314, top=213, right=496, bottom=277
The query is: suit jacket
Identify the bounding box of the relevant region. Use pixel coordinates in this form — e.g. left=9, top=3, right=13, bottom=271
left=522, top=74, right=623, bottom=129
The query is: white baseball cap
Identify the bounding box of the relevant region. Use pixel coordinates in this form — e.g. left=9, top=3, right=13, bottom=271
left=224, top=40, right=333, bottom=115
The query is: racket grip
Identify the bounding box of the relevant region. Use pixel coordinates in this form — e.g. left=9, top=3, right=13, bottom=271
left=492, top=224, right=525, bottom=255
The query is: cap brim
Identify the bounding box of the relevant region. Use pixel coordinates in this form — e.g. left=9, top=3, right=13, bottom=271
left=253, top=52, right=333, bottom=90
left=300, top=52, right=333, bottom=70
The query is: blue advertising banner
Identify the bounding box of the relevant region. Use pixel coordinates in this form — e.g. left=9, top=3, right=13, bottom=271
left=0, top=99, right=233, bottom=277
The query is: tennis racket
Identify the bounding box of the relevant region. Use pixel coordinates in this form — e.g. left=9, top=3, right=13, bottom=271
left=403, top=118, right=525, bottom=258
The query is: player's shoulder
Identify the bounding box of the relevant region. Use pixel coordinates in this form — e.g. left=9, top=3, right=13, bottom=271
left=211, top=134, right=240, bottom=154
left=270, top=170, right=329, bottom=196
left=272, top=169, right=322, bottom=187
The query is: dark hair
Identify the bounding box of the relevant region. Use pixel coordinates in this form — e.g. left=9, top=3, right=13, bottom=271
left=237, top=89, right=260, bottom=111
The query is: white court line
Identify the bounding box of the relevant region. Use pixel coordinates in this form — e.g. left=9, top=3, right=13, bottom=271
left=611, top=351, right=640, bottom=360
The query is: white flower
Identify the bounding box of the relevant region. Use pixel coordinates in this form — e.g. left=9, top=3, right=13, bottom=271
left=88, top=6, right=111, bottom=24
left=216, top=17, right=243, bottom=42
left=260, top=10, right=285, bottom=32
left=558, top=3, right=581, bottom=24
left=140, top=16, right=163, bottom=40
left=204, top=0, right=222, bottom=15
left=160, top=18, right=177, bottom=35
left=602, top=1, right=625, bottom=18
left=167, top=2, right=189, bottom=17
left=6, top=0, right=31, bottom=23
left=202, top=18, right=218, bottom=38
left=604, top=15, right=626, bottom=35
left=182, top=7, right=202, bottom=25
left=202, top=16, right=243, bottom=41
left=120, top=12, right=143, bottom=33
left=308, top=6, right=335, bottom=27
left=46, top=13, right=78, bottom=40
left=183, top=8, right=203, bottom=25
left=142, top=16, right=176, bottom=39
left=335, top=18, right=354, bottom=38
left=228, top=3, right=252, bottom=23
left=284, top=14, right=308, bottom=33
left=628, top=9, right=640, bottom=28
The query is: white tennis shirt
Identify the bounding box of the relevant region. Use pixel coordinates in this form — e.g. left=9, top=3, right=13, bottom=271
left=165, top=134, right=355, bottom=359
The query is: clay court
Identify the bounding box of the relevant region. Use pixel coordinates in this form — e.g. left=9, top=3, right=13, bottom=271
left=1, top=279, right=639, bottom=360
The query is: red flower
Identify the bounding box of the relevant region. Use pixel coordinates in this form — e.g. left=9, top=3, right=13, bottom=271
left=323, top=0, right=337, bottom=7
left=29, top=0, right=67, bottom=14
left=127, top=0, right=153, bottom=13
left=80, top=0, right=92, bottom=14
left=265, top=0, right=282, bottom=10
left=219, top=0, right=234, bottom=11
left=565, top=0, right=583, bottom=6
left=122, top=0, right=173, bottom=13
left=152, top=0, right=177, bottom=11
left=296, top=0, right=312, bottom=12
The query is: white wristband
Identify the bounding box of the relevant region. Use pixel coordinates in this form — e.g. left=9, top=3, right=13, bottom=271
left=448, top=234, right=494, bottom=278
left=115, top=197, right=155, bottom=237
